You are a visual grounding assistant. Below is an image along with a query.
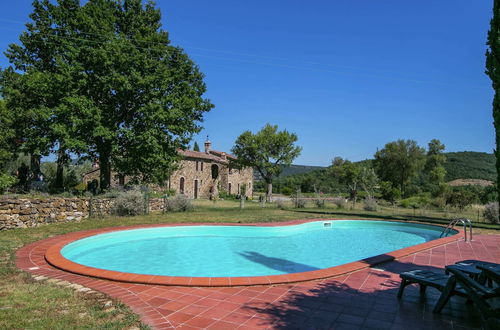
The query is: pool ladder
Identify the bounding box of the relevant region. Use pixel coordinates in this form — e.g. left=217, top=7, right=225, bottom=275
left=440, top=218, right=473, bottom=242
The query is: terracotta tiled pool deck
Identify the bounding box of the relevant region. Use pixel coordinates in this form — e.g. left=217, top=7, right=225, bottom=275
left=16, top=221, right=500, bottom=329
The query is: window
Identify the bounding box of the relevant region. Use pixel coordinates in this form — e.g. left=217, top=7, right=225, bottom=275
left=196, top=161, right=199, bottom=171
left=201, top=162, right=204, bottom=171
left=180, top=177, right=185, bottom=194
left=228, top=183, right=232, bottom=194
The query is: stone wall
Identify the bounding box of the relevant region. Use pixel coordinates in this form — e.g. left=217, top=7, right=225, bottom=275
left=169, top=158, right=216, bottom=199
left=0, top=197, right=167, bottom=230
left=168, top=158, right=254, bottom=199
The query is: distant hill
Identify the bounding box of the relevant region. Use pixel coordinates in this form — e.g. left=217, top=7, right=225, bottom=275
left=254, top=164, right=325, bottom=181
left=443, top=151, right=496, bottom=182
left=254, top=151, right=497, bottom=184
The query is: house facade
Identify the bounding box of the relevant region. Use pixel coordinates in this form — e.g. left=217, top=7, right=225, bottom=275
left=83, top=140, right=253, bottom=199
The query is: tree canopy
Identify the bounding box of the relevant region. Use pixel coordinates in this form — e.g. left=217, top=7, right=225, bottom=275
left=1, top=0, right=213, bottom=190
left=330, top=157, right=378, bottom=205
left=486, top=0, right=500, bottom=207
left=231, top=123, right=301, bottom=201
left=373, top=139, right=425, bottom=195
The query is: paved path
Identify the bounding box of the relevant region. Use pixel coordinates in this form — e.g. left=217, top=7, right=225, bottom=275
left=17, top=233, right=500, bottom=329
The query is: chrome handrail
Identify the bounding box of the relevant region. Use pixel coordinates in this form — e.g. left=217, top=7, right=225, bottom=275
left=440, top=218, right=473, bottom=242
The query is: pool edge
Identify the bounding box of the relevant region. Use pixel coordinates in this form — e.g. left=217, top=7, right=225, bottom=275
left=44, top=219, right=462, bottom=287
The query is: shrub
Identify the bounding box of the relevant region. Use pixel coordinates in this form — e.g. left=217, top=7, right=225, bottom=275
left=430, top=197, right=446, bottom=209
left=483, top=202, right=499, bottom=224
left=445, top=188, right=475, bottom=210
left=363, top=197, right=378, bottom=211
left=332, top=198, right=347, bottom=209
left=281, top=187, right=293, bottom=196
left=314, top=198, right=325, bottom=208
left=28, top=181, right=49, bottom=193
left=294, top=198, right=306, bottom=208
left=101, top=188, right=125, bottom=198
left=165, top=194, right=192, bottom=212
left=0, top=173, right=17, bottom=194
left=111, top=188, right=145, bottom=216
left=399, top=196, right=430, bottom=209
left=276, top=200, right=287, bottom=210
left=72, top=182, right=87, bottom=196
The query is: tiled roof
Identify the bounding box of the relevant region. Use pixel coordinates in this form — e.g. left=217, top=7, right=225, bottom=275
left=178, top=149, right=236, bottom=163
left=83, top=149, right=236, bottom=177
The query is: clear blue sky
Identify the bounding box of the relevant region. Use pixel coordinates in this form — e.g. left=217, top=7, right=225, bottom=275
left=0, top=0, right=495, bottom=166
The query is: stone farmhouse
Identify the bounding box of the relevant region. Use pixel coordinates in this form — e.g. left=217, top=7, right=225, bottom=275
left=83, top=140, right=253, bottom=199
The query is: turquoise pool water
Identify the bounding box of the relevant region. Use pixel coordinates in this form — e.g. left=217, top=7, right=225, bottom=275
left=61, top=221, right=454, bottom=277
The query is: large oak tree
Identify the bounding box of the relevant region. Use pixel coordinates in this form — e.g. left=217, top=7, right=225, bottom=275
left=1, top=0, right=213, bottom=190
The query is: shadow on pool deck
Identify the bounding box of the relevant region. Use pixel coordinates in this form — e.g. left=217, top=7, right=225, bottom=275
left=242, top=257, right=483, bottom=329
left=238, top=251, right=320, bottom=273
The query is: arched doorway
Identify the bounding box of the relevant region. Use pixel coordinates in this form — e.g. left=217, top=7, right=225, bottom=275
left=179, top=177, right=185, bottom=194
left=211, top=164, right=219, bottom=179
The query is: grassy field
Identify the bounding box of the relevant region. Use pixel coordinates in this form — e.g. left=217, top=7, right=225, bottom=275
left=1, top=199, right=498, bottom=329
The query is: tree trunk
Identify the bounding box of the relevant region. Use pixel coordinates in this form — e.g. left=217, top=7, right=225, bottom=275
left=266, top=182, right=273, bottom=202
left=54, top=149, right=67, bottom=191
left=99, top=146, right=112, bottom=191
left=30, top=154, right=41, bottom=181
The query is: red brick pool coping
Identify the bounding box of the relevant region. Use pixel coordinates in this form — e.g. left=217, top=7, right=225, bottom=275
left=44, top=219, right=461, bottom=287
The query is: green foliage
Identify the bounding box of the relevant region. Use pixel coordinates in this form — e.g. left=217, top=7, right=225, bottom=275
left=0, top=100, right=15, bottom=167
left=373, top=139, right=426, bottom=195
left=281, top=186, right=294, bottom=196
left=0, top=173, right=17, bottom=194
left=193, top=142, right=200, bottom=152
left=330, top=157, right=378, bottom=203
left=399, top=195, right=431, bottom=209
left=481, top=184, right=498, bottom=204
left=331, top=157, right=361, bottom=199
left=278, top=164, right=325, bottom=177
left=486, top=0, right=500, bottom=207
left=422, top=139, right=447, bottom=188
left=380, top=181, right=401, bottom=202
left=39, top=161, right=91, bottom=194
left=231, top=123, right=301, bottom=201
left=72, top=182, right=87, bottom=196
left=444, top=152, right=496, bottom=181
left=445, top=187, right=477, bottom=210
left=2, top=0, right=213, bottom=190
left=273, top=167, right=341, bottom=194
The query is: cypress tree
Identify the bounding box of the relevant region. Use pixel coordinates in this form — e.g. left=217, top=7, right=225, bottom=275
left=486, top=0, right=500, bottom=207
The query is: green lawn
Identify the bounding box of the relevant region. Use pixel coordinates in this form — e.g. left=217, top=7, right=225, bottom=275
left=1, top=199, right=498, bottom=329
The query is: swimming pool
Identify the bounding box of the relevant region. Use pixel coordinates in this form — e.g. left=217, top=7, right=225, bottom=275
left=59, top=220, right=455, bottom=278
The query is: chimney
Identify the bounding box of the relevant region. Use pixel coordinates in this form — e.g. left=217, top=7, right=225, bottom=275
left=204, top=137, right=211, bottom=153
left=221, top=152, right=226, bottom=160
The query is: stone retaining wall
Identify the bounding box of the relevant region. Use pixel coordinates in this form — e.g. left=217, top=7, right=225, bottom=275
left=0, top=197, right=166, bottom=230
